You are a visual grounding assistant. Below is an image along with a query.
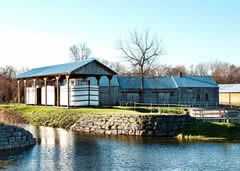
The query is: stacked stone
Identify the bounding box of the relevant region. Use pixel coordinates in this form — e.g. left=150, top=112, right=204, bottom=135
left=71, top=114, right=196, bottom=137
left=0, top=123, right=36, bottom=150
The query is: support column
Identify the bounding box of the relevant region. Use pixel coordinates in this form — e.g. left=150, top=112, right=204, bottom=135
left=107, top=75, right=113, bottom=106
left=95, top=76, right=101, bottom=106
left=24, top=80, right=27, bottom=104
left=229, top=92, right=231, bottom=105
left=33, top=79, right=37, bottom=105
left=66, top=75, right=70, bottom=108
left=56, top=76, right=60, bottom=106
left=95, top=76, right=101, bottom=87
left=44, top=77, right=47, bottom=106
left=17, top=80, right=20, bottom=103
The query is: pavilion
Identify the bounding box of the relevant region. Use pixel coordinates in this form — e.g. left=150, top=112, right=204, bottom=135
left=16, top=58, right=118, bottom=108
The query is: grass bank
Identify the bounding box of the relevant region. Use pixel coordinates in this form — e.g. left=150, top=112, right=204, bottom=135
left=0, top=104, right=185, bottom=130
left=178, top=122, right=240, bottom=140
left=0, top=104, right=142, bottom=129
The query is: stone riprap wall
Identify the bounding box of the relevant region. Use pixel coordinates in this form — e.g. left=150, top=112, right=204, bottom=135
left=0, top=123, right=36, bottom=150
left=71, top=114, right=195, bottom=136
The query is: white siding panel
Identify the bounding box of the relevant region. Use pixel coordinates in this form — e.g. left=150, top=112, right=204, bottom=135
left=41, top=86, right=55, bottom=105
left=26, top=87, right=35, bottom=104
left=60, top=86, right=67, bottom=106
left=70, top=101, right=89, bottom=106
left=60, top=85, right=99, bottom=106
left=90, top=101, right=99, bottom=106
left=90, top=96, right=98, bottom=101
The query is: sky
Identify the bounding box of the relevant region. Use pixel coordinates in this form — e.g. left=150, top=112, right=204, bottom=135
left=0, top=0, right=240, bottom=70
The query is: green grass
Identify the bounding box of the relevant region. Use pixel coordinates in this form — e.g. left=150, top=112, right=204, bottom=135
left=178, top=122, right=240, bottom=140
left=115, top=106, right=184, bottom=114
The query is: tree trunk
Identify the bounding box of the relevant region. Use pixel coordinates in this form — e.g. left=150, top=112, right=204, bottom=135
left=140, top=67, right=144, bottom=103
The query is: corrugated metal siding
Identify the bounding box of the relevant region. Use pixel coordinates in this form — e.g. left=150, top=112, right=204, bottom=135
left=219, top=84, right=240, bottom=93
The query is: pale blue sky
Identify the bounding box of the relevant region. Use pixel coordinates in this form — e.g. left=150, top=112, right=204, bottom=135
left=0, top=0, right=240, bottom=69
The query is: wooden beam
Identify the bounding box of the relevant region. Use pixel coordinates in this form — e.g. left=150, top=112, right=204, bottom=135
left=44, top=77, right=47, bottom=106
left=56, top=76, right=60, bottom=106
left=24, top=80, right=27, bottom=104
left=107, top=75, right=113, bottom=106
left=95, top=76, right=101, bottom=87
left=17, top=80, right=20, bottom=104
left=33, top=79, right=37, bottom=105
left=66, top=75, right=70, bottom=108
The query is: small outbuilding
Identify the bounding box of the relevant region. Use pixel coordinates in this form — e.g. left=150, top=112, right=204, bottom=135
left=219, top=84, right=240, bottom=105
left=16, top=58, right=118, bottom=107
left=118, top=75, right=219, bottom=107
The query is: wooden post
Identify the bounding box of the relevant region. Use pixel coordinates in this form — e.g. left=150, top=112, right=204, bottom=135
left=95, top=76, right=101, bottom=106
left=66, top=75, right=70, bottom=108
left=44, top=77, right=47, bottom=106
left=33, top=79, right=37, bottom=105
left=17, top=80, right=20, bottom=103
left=95, top=76, right=101, bottom=87
left=56, top=76, right=60, bottom=106
left=24, top=80, right=27, bottom=104
left=107, top=75, right=113, bottom=106
left=229, top=92, right=231, bottom=105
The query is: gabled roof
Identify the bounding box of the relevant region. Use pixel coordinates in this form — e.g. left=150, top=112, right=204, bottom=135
left=117, top=75, right=218, bottom=89
left=16, top=58, right=118, bottom=79
left=172, top=76, right=218, bottom=88
left=219, top=84, right=240, bottom=93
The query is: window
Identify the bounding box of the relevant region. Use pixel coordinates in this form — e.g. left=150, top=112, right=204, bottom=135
left=197, top=94, right=200, bottom=101
left=205, top=94, right=209, bottom=102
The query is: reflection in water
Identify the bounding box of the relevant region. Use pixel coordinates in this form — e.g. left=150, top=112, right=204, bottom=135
left=2, top=125, right=240, bottom=170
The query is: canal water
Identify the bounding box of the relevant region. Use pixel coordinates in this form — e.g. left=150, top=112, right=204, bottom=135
left=1, top=125, right=240, bottom=171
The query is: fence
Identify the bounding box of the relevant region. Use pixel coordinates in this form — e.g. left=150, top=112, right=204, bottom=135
left=191, top=108, right=240, bottom=122
left=119, top=101, right=191, bottom=114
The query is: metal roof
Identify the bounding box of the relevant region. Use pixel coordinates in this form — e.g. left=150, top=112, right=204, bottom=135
left=117, top=76, right=218, bottom=89
left=172, top=76, right=218, bottom=88
left=16, top=58, right=117, bottom=79
left=219, top=84, right=240, bottom=93
left=117, top=76, right=177, bottom=89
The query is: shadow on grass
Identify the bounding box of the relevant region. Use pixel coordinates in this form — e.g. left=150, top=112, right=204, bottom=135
left=180, top=122, right=240, bottom=139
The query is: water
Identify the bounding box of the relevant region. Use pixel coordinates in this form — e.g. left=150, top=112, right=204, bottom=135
left=1, top=125, right=240, bottom=171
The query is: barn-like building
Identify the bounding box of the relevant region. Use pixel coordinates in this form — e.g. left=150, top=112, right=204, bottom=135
left=16, top=58, right=219, bottom=107
left=219, top=84, right=240, bottom=105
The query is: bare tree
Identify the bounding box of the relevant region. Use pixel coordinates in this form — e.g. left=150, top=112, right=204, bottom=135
left=101, top=59, right=126, bottom=74
left=195, top=63, right=209, bottom=76
left=118, top=30, right=164, bottom=92
left=0, top=66, right=18, bottom=103
left=69, top=42, right=92, bottom=61
left=0, top=65, right=17, bottom=79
